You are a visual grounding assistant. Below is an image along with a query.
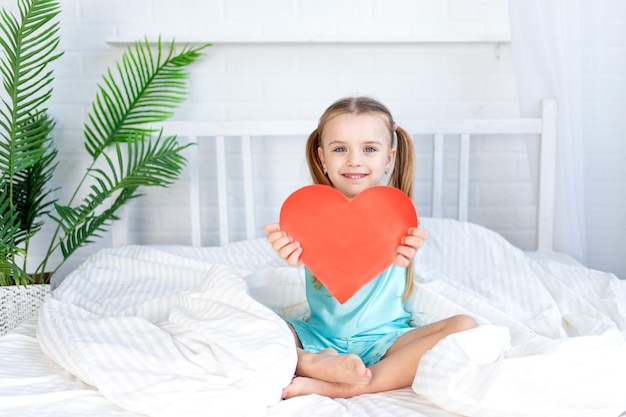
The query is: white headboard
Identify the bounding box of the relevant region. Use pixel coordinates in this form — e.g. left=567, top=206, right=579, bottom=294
left=112, top=98, right=557, bottom=251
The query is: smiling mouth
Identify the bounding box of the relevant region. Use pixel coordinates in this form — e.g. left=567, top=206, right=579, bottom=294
left=342, top=173, right=367, bottom=180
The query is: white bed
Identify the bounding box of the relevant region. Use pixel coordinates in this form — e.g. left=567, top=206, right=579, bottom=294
left=1, top=99, right=625, bottom=417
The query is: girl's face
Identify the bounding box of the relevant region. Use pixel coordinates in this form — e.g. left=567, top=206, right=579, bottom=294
left=318, top=113, right=395, bottom=200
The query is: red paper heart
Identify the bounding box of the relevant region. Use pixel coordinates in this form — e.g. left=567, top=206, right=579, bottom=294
left=279, top=185, right=418, bottom=304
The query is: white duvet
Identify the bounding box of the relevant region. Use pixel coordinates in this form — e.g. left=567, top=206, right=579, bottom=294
left=407, top=221, right=626, bottom=417
left=4, top=218, right=625, bottom=417
left=37, top=244, right=297, bottom=417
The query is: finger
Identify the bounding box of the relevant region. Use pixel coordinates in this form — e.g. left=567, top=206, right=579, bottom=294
left=278, top=241, right=301, bottom=264
left=267, top=233, right=292, bottom=253
left=285, top=246, right=303, bottom=266
left=402, top=235, right=426, bottom=251
left=408, top=227, right=428, bottom=240
left=263, top=223, right=281, bottom=234
left=396, top=245, right=416, bottom=263
left=394, top=253, right=411, bottom=268
left=266, top=230, right=288, bottom=245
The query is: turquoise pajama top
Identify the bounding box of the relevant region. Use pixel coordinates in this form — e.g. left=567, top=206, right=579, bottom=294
left=288, top=265, right=416, bottom=367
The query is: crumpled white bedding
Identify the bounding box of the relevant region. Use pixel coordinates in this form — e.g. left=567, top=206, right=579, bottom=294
left=37, top=244, right=297, bottom=417
left=407, top=219, right=626, bottom=417
left=1, top=217, right=625, bottom=417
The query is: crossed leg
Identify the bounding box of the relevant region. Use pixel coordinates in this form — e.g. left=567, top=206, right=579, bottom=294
left=293, top=348, right=372, bottom=386
left=282, top=314, right=477, bottom=399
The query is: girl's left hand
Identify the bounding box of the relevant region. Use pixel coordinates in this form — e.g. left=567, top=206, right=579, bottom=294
left=395, top=227, right=428, bottom=267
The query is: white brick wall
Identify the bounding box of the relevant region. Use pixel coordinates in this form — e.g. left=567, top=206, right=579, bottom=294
left=1, top=0, right=623, bottom=280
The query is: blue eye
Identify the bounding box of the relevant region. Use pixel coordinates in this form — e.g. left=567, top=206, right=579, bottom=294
left=333, top=146, right=346, bottom=152
left=365, top=146, right=377, bottom=152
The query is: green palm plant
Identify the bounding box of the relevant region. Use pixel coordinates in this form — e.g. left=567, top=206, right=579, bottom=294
left=0, top=0, right=209, bottom=285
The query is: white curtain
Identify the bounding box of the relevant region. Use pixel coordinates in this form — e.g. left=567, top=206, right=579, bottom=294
left=508, top=0, right=586, bottom=264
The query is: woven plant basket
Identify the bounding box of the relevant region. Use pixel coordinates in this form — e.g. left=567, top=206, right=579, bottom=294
left=0, top=284, right=50, bottom=336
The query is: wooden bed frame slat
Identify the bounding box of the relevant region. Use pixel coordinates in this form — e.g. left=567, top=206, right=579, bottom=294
left=112, top=99, right=557, bottom=251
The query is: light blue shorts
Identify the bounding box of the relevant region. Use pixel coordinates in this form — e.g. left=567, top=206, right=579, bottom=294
left=288, top=319, right=415, bottom=367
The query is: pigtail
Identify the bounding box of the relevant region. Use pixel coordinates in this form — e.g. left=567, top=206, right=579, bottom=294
left=388, top=125, right=416, bottom=301
left=306, top=128, right=332, bottom=186
left=388, top=126, right=415, bottom=199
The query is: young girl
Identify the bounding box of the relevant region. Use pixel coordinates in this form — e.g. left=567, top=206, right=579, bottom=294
left=264, top=96, right=477, bottom=399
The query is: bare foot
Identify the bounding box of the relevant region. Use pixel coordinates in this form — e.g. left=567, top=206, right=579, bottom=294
left=282, top=376, right=362, bottom=399
left=296, top=348, right=372, bottom=385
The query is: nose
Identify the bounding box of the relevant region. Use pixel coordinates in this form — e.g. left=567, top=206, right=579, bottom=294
left=347, top=151, right=363, bottom=167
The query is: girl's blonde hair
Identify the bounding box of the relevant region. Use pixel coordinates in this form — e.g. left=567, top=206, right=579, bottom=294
left=305, top=96, right=416, bottom=301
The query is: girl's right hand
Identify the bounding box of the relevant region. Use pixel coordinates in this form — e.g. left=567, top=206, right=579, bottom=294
left=263, top=223, right=302, bottom=266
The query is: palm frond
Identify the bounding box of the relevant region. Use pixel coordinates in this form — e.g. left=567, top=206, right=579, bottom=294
left=111, top=131, right=189, bottom=188
left=52, top=186, right=139, bottom=260
left=0, top=0, right=60, bottom=267
left=0, top=185, right=29, bottom=285
left=0, top=180, right=25, bottom=243
left=1, top=1, right=210, bottom=281
left=0, top=0, right=62, bottom=176
left=84, top=38, right=209, bottom=159
left=8, top=113, right=57, bottom=243
left=0, top=185, right=22, bottom=246
left=49, top=132, right=190, bottom=264
left=40, top=38, right=208, bottom=275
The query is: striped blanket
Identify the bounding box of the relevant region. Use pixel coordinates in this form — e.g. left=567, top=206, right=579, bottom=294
left=37, top=244, right=297, bottom=417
